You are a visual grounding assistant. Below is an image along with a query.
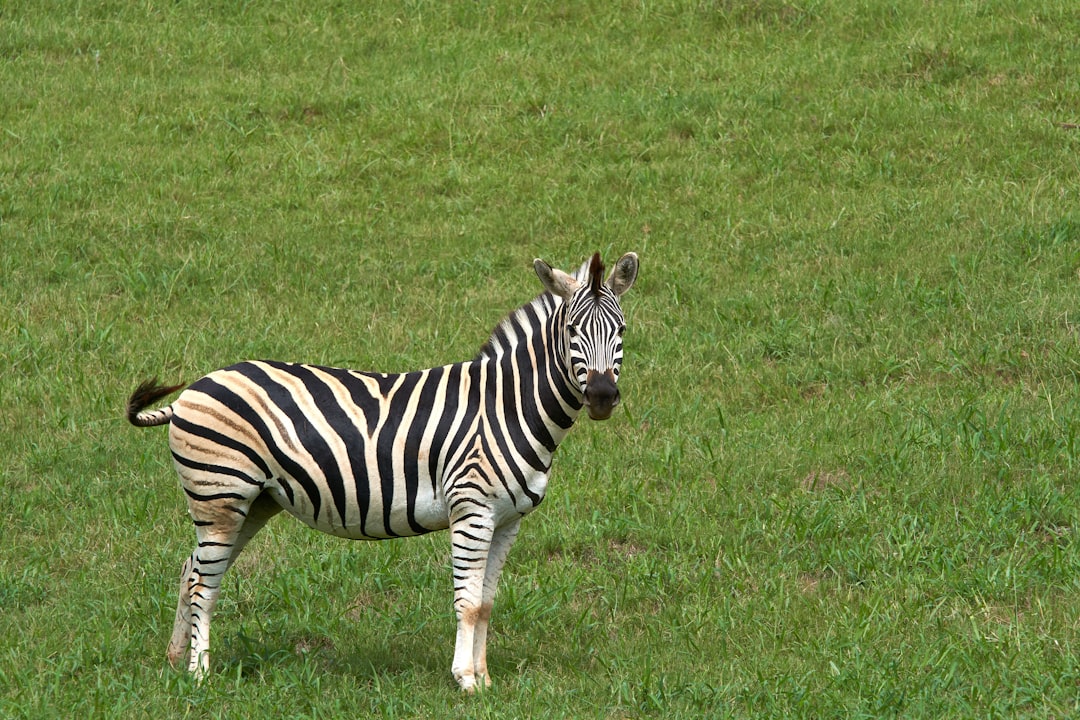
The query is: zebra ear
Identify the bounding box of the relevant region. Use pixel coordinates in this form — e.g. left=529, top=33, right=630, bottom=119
left=534, top=259, right=580, bottom=300
left=606, top=252, right=639, bottom=296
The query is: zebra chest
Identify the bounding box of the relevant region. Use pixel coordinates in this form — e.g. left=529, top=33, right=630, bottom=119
left=443, top=432, right=552, bottom=521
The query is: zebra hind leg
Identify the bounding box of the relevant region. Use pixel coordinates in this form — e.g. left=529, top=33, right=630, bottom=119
left=172, top=492, right=281, bottom=681
left=167, top=553, right=196, bottom=669
left=166, top=495, right=281, bottom=674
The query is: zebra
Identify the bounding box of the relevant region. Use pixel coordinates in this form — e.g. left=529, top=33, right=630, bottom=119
left=126, top=251, right=639, bottom=692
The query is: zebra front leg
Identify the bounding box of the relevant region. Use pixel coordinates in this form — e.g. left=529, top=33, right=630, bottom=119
left=449, top=507, right=496, bottom=692
left=471, top=517, right=522, bottom=687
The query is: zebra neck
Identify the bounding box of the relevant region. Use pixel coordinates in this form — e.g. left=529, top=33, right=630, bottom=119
left=476, top=293, right=584, bottom=449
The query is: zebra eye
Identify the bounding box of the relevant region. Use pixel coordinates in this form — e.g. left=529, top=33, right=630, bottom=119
left=617, top=325, right=626, bottom=337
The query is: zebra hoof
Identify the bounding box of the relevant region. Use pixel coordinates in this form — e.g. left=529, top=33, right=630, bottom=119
left=166, top=645, right=187, bottom=670
left=455, top=670, right=491, bottom=693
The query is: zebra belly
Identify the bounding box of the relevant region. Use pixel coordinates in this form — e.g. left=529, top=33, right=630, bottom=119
left=263, top=476, right=450, bottom=540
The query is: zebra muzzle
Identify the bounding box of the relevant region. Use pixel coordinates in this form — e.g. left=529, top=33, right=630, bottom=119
left=583, top=369, right=620, bottom=421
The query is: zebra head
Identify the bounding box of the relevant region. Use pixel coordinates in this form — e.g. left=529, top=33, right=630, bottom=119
left=534, top=252, right=639, bottom=421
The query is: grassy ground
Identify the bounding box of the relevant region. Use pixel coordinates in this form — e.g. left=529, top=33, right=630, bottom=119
left=2, top=1, right=1079, bottom=717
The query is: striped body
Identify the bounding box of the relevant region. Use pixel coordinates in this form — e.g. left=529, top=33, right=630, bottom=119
left=127, top=252, right=638, bottom=691
left=173, top=343, right=568, bottom=539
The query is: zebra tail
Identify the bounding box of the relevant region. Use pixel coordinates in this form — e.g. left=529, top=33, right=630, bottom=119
left=127, top=378, right=186, bottom=427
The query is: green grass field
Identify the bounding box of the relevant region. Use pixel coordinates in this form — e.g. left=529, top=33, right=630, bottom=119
left=3, top=1, right=1080, bottom=717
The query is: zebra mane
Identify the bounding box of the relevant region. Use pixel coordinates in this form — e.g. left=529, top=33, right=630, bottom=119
left=588, top=252, right=604, bottom=299
left=476, top=292, right=558, bottom=361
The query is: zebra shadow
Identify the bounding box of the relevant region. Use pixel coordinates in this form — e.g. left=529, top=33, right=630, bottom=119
left=212, top=626, right=456, bottom=683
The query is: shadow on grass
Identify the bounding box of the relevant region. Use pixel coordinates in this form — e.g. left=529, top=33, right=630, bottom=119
left=209, top=626, right=450, bottom=683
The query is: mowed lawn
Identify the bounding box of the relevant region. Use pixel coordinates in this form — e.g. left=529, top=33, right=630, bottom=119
left=2, top=1, right=1079, bottom=717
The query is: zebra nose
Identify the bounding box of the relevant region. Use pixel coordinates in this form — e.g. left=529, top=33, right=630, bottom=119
left=584, top=370, right=620, bottom=420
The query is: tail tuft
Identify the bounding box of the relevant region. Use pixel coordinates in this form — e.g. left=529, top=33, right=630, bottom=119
left=127, top=378, right=185, bottom=427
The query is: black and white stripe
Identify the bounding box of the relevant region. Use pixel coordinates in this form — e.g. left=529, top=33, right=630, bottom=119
left=127, top=251, right=639, bottom=691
